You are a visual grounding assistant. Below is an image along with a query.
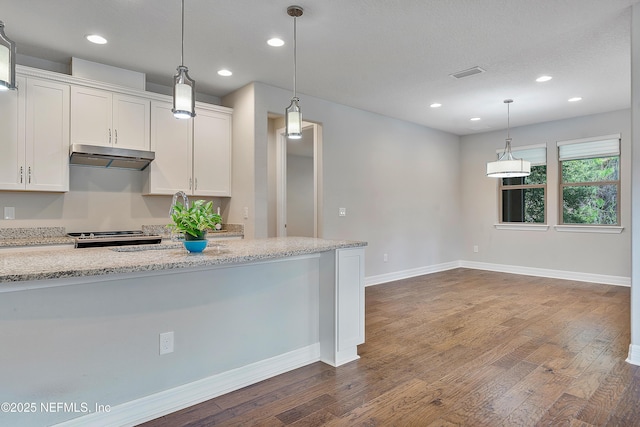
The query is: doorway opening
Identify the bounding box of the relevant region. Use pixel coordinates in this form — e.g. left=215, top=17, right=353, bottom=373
left=276, top=121, right=322, bottom=237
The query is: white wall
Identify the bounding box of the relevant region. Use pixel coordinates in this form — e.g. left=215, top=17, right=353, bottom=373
left=460, top=109, right=631, bottom=278
left=224, top=82, right=462, bottom=277
left=222, top=83, right=257, bottom=238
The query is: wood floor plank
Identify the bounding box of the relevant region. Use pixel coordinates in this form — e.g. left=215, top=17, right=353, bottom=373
left=534, top=392, right=586, bottom=426
left=139, top=269, right=634, bottom=427
left=576, top=359, right=638, bottom=426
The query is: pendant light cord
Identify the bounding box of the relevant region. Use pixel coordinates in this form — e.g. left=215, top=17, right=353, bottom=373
left=293, top=14, right=297, bottom=98
left=506, top=101, right=510, bottom=140
left=181, top=0, right=185, bottom=66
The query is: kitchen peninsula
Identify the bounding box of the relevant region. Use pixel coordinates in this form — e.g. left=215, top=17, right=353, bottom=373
left=0, top=237, right=366, bottom=427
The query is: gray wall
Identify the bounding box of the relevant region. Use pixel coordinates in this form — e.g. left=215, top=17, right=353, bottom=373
left=224, top=82, right=463, bottom=278
left=460, top=109, right=631, bottom=278
left=286, top=153, right=315, bottom=237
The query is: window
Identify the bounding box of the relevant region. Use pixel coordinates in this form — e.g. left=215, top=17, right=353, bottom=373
left=499, top=144, right=547, bottom=223
left=558, top=135, right=620, bottom=225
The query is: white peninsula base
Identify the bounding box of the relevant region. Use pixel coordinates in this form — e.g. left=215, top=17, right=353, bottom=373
left=0, top=243, right=365, bottom=427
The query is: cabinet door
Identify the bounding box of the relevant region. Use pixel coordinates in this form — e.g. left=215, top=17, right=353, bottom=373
left=71, top=86, right=112, bottom=147
left=0, top=76, right=26, bottom=190
left=25, top=78, right=70, bottom=192
left=336, top=247, right=365, bottom=351
left=145, top=101, right=191, bottom=195
left=192, top=107, right=232, bottom=197
left=112, top=94, right=150, bottom=150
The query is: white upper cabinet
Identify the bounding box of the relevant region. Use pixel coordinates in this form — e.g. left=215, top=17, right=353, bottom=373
left=145, top=101, right=232, bottom=197
left=0, top=77, right=24, bottom=190
left=145, top=100, right=192, bottom=195
left=71, top=86, right=150, bottom=150
left=192, top=106, right=232, bottom=197
left=0, top=76, right=70, bottom=192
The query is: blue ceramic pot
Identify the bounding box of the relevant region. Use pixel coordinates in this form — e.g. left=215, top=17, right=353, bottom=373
left=183, top=240, right=207, bottom=253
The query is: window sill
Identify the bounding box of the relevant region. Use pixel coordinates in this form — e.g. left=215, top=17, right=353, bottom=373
left=554, top=225, right=624, bottom=234
left=494, top=224, right=549, bottom=231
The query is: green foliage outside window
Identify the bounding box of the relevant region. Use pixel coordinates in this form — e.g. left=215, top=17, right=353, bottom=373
left=561, top=156, right=619, bottom=225
left=501, top=165, right=546, bottom=223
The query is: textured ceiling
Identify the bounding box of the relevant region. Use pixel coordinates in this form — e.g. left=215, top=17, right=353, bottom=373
left=0, top=0, right=637, bottom=135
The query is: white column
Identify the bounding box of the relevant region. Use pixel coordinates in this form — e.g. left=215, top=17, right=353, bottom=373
left=628, top=4, right=640, bottom=365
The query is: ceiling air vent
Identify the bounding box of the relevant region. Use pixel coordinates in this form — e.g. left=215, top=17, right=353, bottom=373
left=450, top=66, right=486, bottom=79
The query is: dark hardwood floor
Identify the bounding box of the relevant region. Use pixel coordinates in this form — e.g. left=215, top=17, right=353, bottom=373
left=139, top=268, right=636, bottom=426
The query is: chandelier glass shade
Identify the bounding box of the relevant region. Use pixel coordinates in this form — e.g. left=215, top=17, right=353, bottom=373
left=486, top=99, right=530, bottom=178
left=0, top=21, right=16, bottom=91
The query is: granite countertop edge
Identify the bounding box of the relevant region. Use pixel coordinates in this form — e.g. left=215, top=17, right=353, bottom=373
left=0, top=237, right=367, bottom=284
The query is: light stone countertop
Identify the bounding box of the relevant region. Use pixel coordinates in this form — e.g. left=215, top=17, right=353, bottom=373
left=0, top=237, right=367, bottom=284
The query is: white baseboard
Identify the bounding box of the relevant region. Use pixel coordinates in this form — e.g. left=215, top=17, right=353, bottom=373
left=365, top=260, right=630, bottom=287
left=460, top=260, right=630, bottom=287
left=364, top=261, right=460, bottom=287
left=53, top=344, right=321, bottom=427
left=626, top=344, right=640, bottom=366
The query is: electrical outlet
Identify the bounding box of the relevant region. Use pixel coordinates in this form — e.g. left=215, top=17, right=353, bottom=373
left=4, top=207, right=15, bottom=220
left=159, top=332, right=174, bottom=355
left=339, top=208, right=346, bottom=217
left=473, top=245, right=479, bottom=253
left=243, top=207, right=249, bottom=219
left=383, top=253, right=388, bottom=262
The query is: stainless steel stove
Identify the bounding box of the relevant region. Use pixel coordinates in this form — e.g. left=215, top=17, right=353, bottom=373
left=68, top=230, right=162, bottom=248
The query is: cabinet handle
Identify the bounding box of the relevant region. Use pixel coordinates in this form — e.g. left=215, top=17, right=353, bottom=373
left=109, top=129, right=112, bottom=145
left=189, top=177, right=192, bottom=190
left=19, top=166, right=23, bottom=184
left=114, top=129, right=118, bottom=144
left=28, top=166, right=32, bottom=184
left=195, top=178, right=198, bottom=190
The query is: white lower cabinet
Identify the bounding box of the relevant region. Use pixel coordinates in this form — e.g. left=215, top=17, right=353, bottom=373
left=145, top=100, right=232, bottom=196
left=0, top=76, right=70, bottom=191
left=336, top=247, right=365, bottom=352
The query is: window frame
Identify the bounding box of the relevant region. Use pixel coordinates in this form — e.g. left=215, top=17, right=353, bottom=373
left=557, top=135, right=621, bottom=227
left=497, top=143, right=547, bottom=225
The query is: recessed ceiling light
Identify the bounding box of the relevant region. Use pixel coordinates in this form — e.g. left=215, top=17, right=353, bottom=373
left=568, top=97, right=582, bottom=102
left=470, top=117, right=481, bottom=121
left=267, top=38, right=285, bottom=47
left=217, top=69, right=232, bottom=77
left=85, top=34, right=107, bottom=45
left=430, top=103, right=442, bottom=108
left=536, top=75, right=552, bottom=82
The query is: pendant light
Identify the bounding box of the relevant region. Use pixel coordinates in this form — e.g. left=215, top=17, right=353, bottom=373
left=486, top=99, right=530, bottom=178
left=172, top=0, right=196, bottom=119
left=0, top=21, right=16, bottom=91
left=285, top=5, right=303, bottom=139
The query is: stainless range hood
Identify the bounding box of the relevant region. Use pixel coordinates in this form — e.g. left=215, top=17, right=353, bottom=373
left=69, top=144, right=155, bottom=171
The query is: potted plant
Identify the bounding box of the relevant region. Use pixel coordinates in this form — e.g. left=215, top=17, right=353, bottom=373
left=170, top=200, right=222, bottom=252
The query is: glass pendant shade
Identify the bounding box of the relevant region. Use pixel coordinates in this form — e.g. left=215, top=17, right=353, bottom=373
left=172, top=65, right=195, bottom=119
left=285, top=5, right=303, bottom=139
left=0, top=21, right=16, bottom=91
left=286, top=97, right=302, bottom=139
left=172, top=0, right=195, bottom=119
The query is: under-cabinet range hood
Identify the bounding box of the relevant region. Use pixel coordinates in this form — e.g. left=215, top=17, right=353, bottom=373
left=69, top=144, right=155, bottom=171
